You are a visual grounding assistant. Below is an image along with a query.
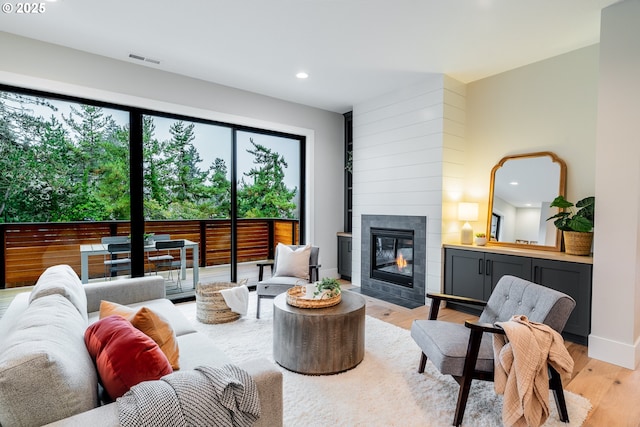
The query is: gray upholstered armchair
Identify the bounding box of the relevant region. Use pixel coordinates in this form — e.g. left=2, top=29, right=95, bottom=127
left=256, top=244, right=320, bottom=318
left=410, top=275, right=576, bottom=426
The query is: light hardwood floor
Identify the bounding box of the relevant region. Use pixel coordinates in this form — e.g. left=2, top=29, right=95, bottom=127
left=345, top=284, right=640, bottom=427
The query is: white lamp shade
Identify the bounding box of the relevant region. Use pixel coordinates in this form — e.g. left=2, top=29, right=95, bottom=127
left=458, top=202, right=479, bottom=222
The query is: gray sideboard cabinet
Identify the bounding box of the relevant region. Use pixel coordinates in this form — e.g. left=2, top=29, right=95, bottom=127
left=444, top=248, right=532, bottom=313
left=337, top=233, right=352, bottom=280
left=531, top=258, right=592, bottom=344
left=443, top=244, right=593, bottom=344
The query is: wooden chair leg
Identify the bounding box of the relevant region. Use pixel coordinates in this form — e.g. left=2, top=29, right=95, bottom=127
left=418, top=353, right=427, bottom=373
left=453, top=328, right=484, bottom=426
left=453, top=374, right=474, bottom=427
left=549, top=365, right=570, bottom=422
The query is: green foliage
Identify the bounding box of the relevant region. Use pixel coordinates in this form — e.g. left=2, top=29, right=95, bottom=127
left=546, top=195, right=595, bottom=232
left=0, top=92, right=298, bottom=224
left=237, top=138, right=297, bottom=219
left=313, top=277, right=341, bottom=298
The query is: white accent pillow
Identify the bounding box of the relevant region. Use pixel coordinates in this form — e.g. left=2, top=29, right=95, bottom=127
left=273, top=244, right=311, bottom=280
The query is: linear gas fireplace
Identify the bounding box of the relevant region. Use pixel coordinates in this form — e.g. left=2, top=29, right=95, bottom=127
left=361, top=215, right=426, bottom=308
left=371, top=228, right=414, bottom=287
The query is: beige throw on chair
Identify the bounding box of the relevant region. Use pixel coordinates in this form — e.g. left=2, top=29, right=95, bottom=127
left=493, top=315, right=574, bottom=427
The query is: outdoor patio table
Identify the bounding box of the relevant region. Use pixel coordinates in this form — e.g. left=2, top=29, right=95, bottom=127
left=79, top=240, right=199, bottom=288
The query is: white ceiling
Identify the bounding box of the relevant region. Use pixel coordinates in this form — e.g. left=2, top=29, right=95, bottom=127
left=0, top=0, right=620, bottom=113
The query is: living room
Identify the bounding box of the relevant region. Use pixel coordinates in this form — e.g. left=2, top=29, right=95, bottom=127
left=1, top=0, right=640, bottom=425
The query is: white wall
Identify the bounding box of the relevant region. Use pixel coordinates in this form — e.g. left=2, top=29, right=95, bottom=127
left=514, top=208, right=541, bottom=243
left=0, top=32, right=344, bottom=277
left=464, top=24, right=640, bottom=368
left=590, top=0, right=640, bottom=369
left=465, top=45, right=599, bottom=228
left=351, top=75, right=465, bottom=295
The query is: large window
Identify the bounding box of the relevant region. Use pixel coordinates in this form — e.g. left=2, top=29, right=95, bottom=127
left=0, top=85, right=305, bottom=288
left=143, top=115, right=232, bottom=220
left=0, top=91, right=130, bottom=222
left=237, top=130, right=301, bottom=220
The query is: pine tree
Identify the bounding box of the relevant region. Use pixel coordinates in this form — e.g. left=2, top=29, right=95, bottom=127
left=209, top=157, right=231, bottom=218
left=237, top=138, right=297, bottom=218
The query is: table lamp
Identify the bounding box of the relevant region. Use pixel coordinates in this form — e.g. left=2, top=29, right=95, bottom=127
left=458, top=202, right=478, bottom=245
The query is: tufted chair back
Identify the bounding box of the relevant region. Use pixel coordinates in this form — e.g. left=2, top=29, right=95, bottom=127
left=479, top=275, right=576, bottom=333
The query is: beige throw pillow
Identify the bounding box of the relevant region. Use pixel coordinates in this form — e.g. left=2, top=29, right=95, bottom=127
left=273, top=244, right=311, bottom=280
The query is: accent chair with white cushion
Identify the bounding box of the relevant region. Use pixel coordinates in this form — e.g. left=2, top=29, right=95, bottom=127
left=256, top=244, right=320, bottom=318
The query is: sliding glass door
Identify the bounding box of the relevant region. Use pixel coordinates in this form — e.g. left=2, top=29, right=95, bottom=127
left=142, top=114, right=233, bottom=291
left=0, top=84, right=305, bottom=291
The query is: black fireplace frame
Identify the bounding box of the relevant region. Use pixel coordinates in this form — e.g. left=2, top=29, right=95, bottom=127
left=370, top=227, right=414, bottom=287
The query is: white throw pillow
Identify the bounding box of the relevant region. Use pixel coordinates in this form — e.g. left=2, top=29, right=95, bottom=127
left=273, top=244, right=311, bottom=280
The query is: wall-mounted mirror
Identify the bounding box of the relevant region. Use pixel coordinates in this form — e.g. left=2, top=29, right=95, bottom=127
left=486, top=152, right=567, bottom=251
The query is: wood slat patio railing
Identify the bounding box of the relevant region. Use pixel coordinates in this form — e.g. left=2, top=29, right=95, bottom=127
left=0, top=218, right=299, bottom=288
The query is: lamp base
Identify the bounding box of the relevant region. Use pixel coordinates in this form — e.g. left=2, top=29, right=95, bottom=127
left=461, top=222, right=473, bottom=245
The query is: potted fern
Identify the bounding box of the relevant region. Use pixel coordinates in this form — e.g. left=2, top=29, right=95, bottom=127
left=546, top=195, right=595, bottom=255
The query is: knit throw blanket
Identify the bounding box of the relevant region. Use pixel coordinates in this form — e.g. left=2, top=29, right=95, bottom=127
left=117, top=365, right=260, bottom=427
left=493, top=315, right=574, bottom=427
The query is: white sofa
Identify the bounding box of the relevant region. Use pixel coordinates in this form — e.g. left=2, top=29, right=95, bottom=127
left=0, top=265, right=282, bottom=427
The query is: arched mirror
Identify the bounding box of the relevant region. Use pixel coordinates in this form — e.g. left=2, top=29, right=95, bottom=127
left=486, top=152, right=566, bottom=251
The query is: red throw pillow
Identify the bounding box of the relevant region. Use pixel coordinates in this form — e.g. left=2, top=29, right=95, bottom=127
left=99, top=301, right=180, bottom=370
left=84, top=315, right=173, bottom=399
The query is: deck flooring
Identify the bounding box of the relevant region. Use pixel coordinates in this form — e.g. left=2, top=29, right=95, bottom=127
left=0, top=262, right=266, bottom=316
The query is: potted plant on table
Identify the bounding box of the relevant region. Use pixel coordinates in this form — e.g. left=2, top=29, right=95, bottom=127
left=314, top=277, right=342, bottom=299
left=127, top=233, right=155, bottom=245
left=546, top=195, right=595, bottom=255
left=474, top=233, right=487, bottom=246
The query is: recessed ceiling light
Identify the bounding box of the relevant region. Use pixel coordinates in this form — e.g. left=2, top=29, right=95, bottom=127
left=296, top=72, right=309, bottom=79
left=510, top=181, right=519, bottom=186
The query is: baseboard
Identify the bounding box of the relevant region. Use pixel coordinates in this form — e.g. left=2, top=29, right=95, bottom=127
left=588, top=333, right=640, bottom=369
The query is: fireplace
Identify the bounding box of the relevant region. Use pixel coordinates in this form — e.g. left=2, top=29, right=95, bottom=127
left=370, top=228, right=414, bottom=287
left=360, top=215, right=426, bottom=308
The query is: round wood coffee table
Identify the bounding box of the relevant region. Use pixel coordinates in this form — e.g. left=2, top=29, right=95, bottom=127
left=272, top=291, right=366, bottom=375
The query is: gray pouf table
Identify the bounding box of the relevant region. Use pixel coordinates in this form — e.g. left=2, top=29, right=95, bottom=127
left=272, top=291, right=366, bottom=375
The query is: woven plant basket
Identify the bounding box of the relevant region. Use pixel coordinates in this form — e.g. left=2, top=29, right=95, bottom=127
left=196, top=279, right=248, bottom=324
left=563, top=231, right=593, bottom=256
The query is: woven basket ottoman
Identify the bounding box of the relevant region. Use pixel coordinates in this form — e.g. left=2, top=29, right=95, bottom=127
left=196, top=280, right=247, bottom=324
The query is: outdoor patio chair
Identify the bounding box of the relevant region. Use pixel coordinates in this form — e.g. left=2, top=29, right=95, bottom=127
left=146, top=234, right=173, bottom=269
left=104, top=242, right=131, bottom=279
left=410, top=275, right=576, bottom=426
left=256, top=244, right=320, bottom=318
left=150, top=239, right=185, bottom=292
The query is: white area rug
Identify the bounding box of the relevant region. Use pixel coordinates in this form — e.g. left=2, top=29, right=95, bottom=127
left=176, top=293, right=591, bottom=427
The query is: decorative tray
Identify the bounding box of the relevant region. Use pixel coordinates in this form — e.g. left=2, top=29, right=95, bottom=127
left=286, top=285, right=341, bottom=309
